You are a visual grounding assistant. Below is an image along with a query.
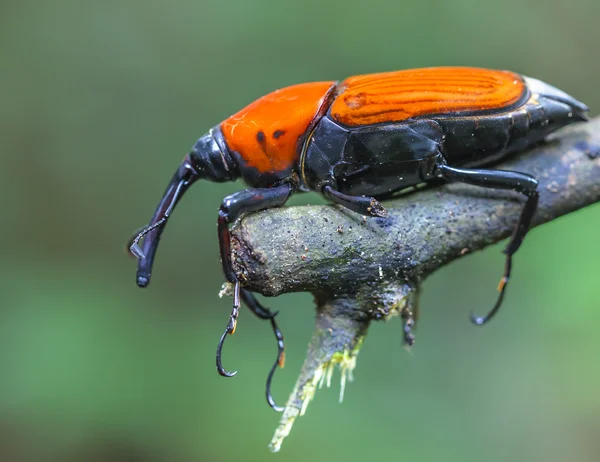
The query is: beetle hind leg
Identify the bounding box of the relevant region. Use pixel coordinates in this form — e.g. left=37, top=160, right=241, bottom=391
left=400, top=283, right=420, bottom=347
left=215, top=183, right=294, bottom=384
left=438, top=164, right=539, bottom=325
left=323, top=185, right=388, bottom=218
left=401, top=303, right=416, bottom=347
left=240, top=290, right=285, bottom=412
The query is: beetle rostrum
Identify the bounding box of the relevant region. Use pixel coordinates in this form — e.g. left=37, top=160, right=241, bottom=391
left=128, top=66, right=589, bottom=411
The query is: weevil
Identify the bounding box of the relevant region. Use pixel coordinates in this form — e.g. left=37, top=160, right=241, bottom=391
left=128, top=66, right=588, bottom=410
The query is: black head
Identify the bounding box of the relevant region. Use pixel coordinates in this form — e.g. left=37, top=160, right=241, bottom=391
left=129, top=128, right=238, bottom=287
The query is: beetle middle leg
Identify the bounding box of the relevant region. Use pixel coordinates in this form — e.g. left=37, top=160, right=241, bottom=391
left=400, top=283, right=420, bottom=347
left=322, top=185, right=388, bottom=217
left=216, top=183, right=294, bottom=380
left=437, top=164, right=539, bottom=325
left=400, top=304, right=415, bottom=347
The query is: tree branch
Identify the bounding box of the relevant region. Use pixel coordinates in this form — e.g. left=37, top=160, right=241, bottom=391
left=229, top=117, right=600, bottom=451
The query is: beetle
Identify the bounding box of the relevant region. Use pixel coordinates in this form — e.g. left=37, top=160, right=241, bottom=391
left=129, top=66, right=588, bottom=410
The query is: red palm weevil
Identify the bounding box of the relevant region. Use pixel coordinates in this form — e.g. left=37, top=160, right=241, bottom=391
left=129, top=67, right=589, bottom=410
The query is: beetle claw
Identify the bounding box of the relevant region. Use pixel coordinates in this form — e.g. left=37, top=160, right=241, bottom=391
left=215, top=283, right=241, bottom=377
left=368, top=198, right=388, bottom=218
left=470, top=254, right=513, bottom=326
left=469, top=312, right=486, bottom=325
left=216, top=328, right=238, bottom=377
left=401, top=304, right=416, bottom=346
left=265, top=316, right=285, bottom=412
left=266, top=366, right=284, bottom=412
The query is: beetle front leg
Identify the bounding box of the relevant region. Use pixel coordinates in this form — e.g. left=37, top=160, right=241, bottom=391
left=438, top=164, right=539, bottom=325
left=215, top=184, right=294, bottom=378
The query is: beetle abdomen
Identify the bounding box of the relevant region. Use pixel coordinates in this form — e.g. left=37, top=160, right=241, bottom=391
left=329, top=67, right=529, bottom=127
left=436, top=76, right=589, bottom=167
left=302, top=70, right=588, bottom=196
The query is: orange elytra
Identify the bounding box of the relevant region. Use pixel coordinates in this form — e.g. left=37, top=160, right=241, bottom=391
left=329, top=67, right=527, bottom=126
left=220, top=81, right=335, bottom=174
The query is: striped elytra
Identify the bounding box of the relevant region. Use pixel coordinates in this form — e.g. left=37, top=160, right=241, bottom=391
left=329, top=67, right=528, bottom=127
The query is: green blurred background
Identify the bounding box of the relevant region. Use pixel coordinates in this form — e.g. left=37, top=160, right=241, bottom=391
left=1, top=0, right=599, bottom=460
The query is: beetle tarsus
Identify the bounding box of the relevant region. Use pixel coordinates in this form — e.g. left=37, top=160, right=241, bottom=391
left=216, top=327, right=238, bottom=378
left=438, top=164, right=539, bottom=326
left=216, top=282, right=241, bottom=377
left=471, top=187, right=538, bottom=325
left=216, top=286, right=287, bottom=413
left=401, top=304, right=416, bottom=347
left=322, top=186, right=388, bottom=218
left=476, top=257, right=511, bottom=324
left=265, top=316, right=285, bottom=412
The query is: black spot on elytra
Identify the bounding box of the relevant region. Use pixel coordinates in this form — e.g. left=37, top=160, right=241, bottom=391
left=256, top=130, right=267, bottom=153
left=273, top=130, right=286, bottom=139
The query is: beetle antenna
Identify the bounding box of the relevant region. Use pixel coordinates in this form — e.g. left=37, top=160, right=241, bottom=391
left=128, top=219, right=167, bottom=259
left=129, top=155, right=200, bottom=288
left=265, top=316, right=285, bottom=412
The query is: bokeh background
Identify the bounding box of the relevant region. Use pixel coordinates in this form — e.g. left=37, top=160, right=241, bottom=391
left=1, top=0, right=599, bottom=461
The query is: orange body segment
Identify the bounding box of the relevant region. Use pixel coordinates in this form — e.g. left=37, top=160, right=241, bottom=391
left=330, top=67, right=527, bottom=127
left=220, top=81, right=336, bottom=173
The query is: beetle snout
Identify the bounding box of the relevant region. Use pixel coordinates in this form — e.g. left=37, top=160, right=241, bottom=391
left=130, top=158, right=201, bottom=288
